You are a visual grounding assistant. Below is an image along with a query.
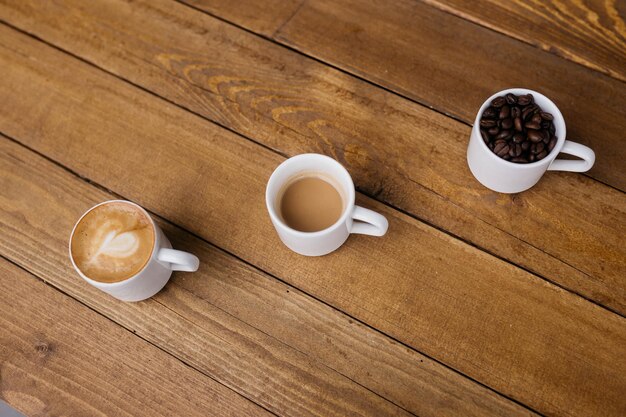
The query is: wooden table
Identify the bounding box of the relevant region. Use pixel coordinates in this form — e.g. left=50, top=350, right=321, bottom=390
left=1, top=1, right=624, bottom=416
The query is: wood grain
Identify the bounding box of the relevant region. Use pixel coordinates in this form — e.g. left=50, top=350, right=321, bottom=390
left=0, top=259, right=270, bottom=417
left=0, top=138, right=536, bottom=417
left=270, top=0, right=626, bottom=191
left=181, top=0, right=302, bottom=36
left=421, top=0, right=626, bottom=82
left=0, top=0, right=623, bottom=315
left=0, top=23, right=624, bottom=417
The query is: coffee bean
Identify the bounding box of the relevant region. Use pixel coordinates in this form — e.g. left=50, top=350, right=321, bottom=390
left=531, top=113, right=542, bottom=124
left=512, top=133, right=524, bottom=143
left=483, top=107, right=497, bottom=118
left=542, top=131, right=550, bottom=144
left=480, top=129, right=490, bottom=143
left=496, top=144, right=510, bottom=158
left=534, top=142, right=545, bottom=154
left=491, top=96, right=506, bottom=108
left=549, top=124, right=556, bottom=135
left=525, top=121, right=541, bottom=130
left=536, top=150, right=548, bottom=160
left=480, top=119, right=497, bottom=127
left=514, top=117, right=523, bottom=132
left=527, top=129, right=543, bottom=142
left=509, top=143, right=522, bottom=157
left=488, top=142, right=495, bottom=150
left=505, top=93, right=517, bottom=104
left=522, top=107, right=535, bottom=120
left=494, top=141, right=506, bottom=153
left=495, top=130, right=512, bottom=140
left=488, top=126, right=500, bottom=135
left=511, top=106, right=521, bottom=118
left=517, top=95, right=531, bottom=106
left=529, top=153, right=536, bottom=162
left=541, top=121, right=550, bottom=129
left=501, top=118, right=513, bottom=129
left=521, top=140, right=530, bottom=151
left=511, top=157, right=528, bottom=163
left=540, top=112, right=553, bottom=121
left=548, top=136, right=557, bottom=151
left=499, top=105, right=510, bottom=119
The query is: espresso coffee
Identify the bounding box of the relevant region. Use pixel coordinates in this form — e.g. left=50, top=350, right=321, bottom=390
left=70, top=201, right=155, bottom=283
left=279, top=176, right=343, bottom=232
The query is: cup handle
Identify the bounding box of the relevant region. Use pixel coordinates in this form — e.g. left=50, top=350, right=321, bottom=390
left=157, top=248, right=200, bottom=272
left=547, top=140, right=595, bottom=172
left=350, top=206, right=389, bottom=236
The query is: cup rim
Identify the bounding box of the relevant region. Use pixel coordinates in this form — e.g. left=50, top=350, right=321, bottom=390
left=474, top=88, right=566, bottom=168
left=68, top=199, right=158, bottom=288
left=266, top=153, right=356, bottom=237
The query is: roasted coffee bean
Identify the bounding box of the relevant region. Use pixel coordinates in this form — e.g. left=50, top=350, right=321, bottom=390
left=483, top=107, right=497, bottom=119
left=529, top=153, right=536, bottom=162
left=521, top=141, right=531, bottom=151
left=491, top=96, right=506, bottom=108
left=511, top=106, right=521, bottom=118
left=549, top=124, right=556, bottom=135
left=540, top=112, right=553, bottom=121
left=496, top=144, right=510, bottom=158
left=534, top=142, right=545, bottom=154
left=548, top=136, right=557, bottom=151
left=542, top=131, right=550, bottom=144
left=494, top=139, right=506, bottom=147
left=499, top=105, right=510, bottom=119
left=541, top=121, right=550, bottom=129
left=527, top=129, right=543, bottom=143
left=512, top=133, right=525, bottom=143
left=531, top=113, right=542, bottom=124
left=511, top=157, right=528, bottom=163
left=488, top=126, right=500, bottom=135
left=517, top=95, right=531, bottom=106
left=502, top=154, right=511, bottom=160
left=536, top=150, right=548, bottom=160
left=514, top=117, right=523, bottom=132
left=480, top=129, right=490, bottom=143
left=522, top=107, right=535, bottom=120
left=509, top=143, right=522, bottom=157
left=488, top=142, right=495, bottom=150
left=494, top=141, right=507, bottom=154
left=495, top=130, right=512, bottom=140
left=525, top=121, right=541, bottom=130
left=501, top=118, right=513, bottom=129
left=505, top=93, right=517, bottom=104
left=480, top=119, right=497, bottom=127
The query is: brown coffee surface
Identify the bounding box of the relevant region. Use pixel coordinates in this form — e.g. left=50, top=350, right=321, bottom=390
left=71, top=201, right=155, bottom=283
left=280, top=176, right=343, bottom=232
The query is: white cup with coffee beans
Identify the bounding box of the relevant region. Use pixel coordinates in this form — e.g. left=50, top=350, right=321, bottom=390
left=467, top=88, right=595, bottom=193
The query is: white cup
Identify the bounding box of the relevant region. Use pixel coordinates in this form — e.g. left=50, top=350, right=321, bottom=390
left=69, top=200, right=199, bottom=302
left=467, top=88, right=595, bottom=193
left=266, top=154, right=389, bottom=256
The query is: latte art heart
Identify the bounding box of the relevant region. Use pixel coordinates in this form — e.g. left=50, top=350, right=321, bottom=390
left=93, top=230, right=140, bottom=259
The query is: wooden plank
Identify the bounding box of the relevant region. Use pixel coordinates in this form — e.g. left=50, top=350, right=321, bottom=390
left=0, top=259, right=271, bottom=417
left=182, top=0, right=302, bottom=36
left=0, top=23, right=624, bottom=417
left=420, top=0, right=626, bottom=82
left=0, top=139, right=537, bottom=417
left=0, top=0, right=623, bottom=315
left=270, top=0, right=626, bottom=191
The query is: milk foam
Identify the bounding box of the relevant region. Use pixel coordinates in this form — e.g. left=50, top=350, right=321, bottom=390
left=71, top=202, right=155, bottom=283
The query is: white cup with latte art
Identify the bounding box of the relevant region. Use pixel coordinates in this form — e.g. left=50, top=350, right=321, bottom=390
left=69, top=200, right=199, bottom=301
